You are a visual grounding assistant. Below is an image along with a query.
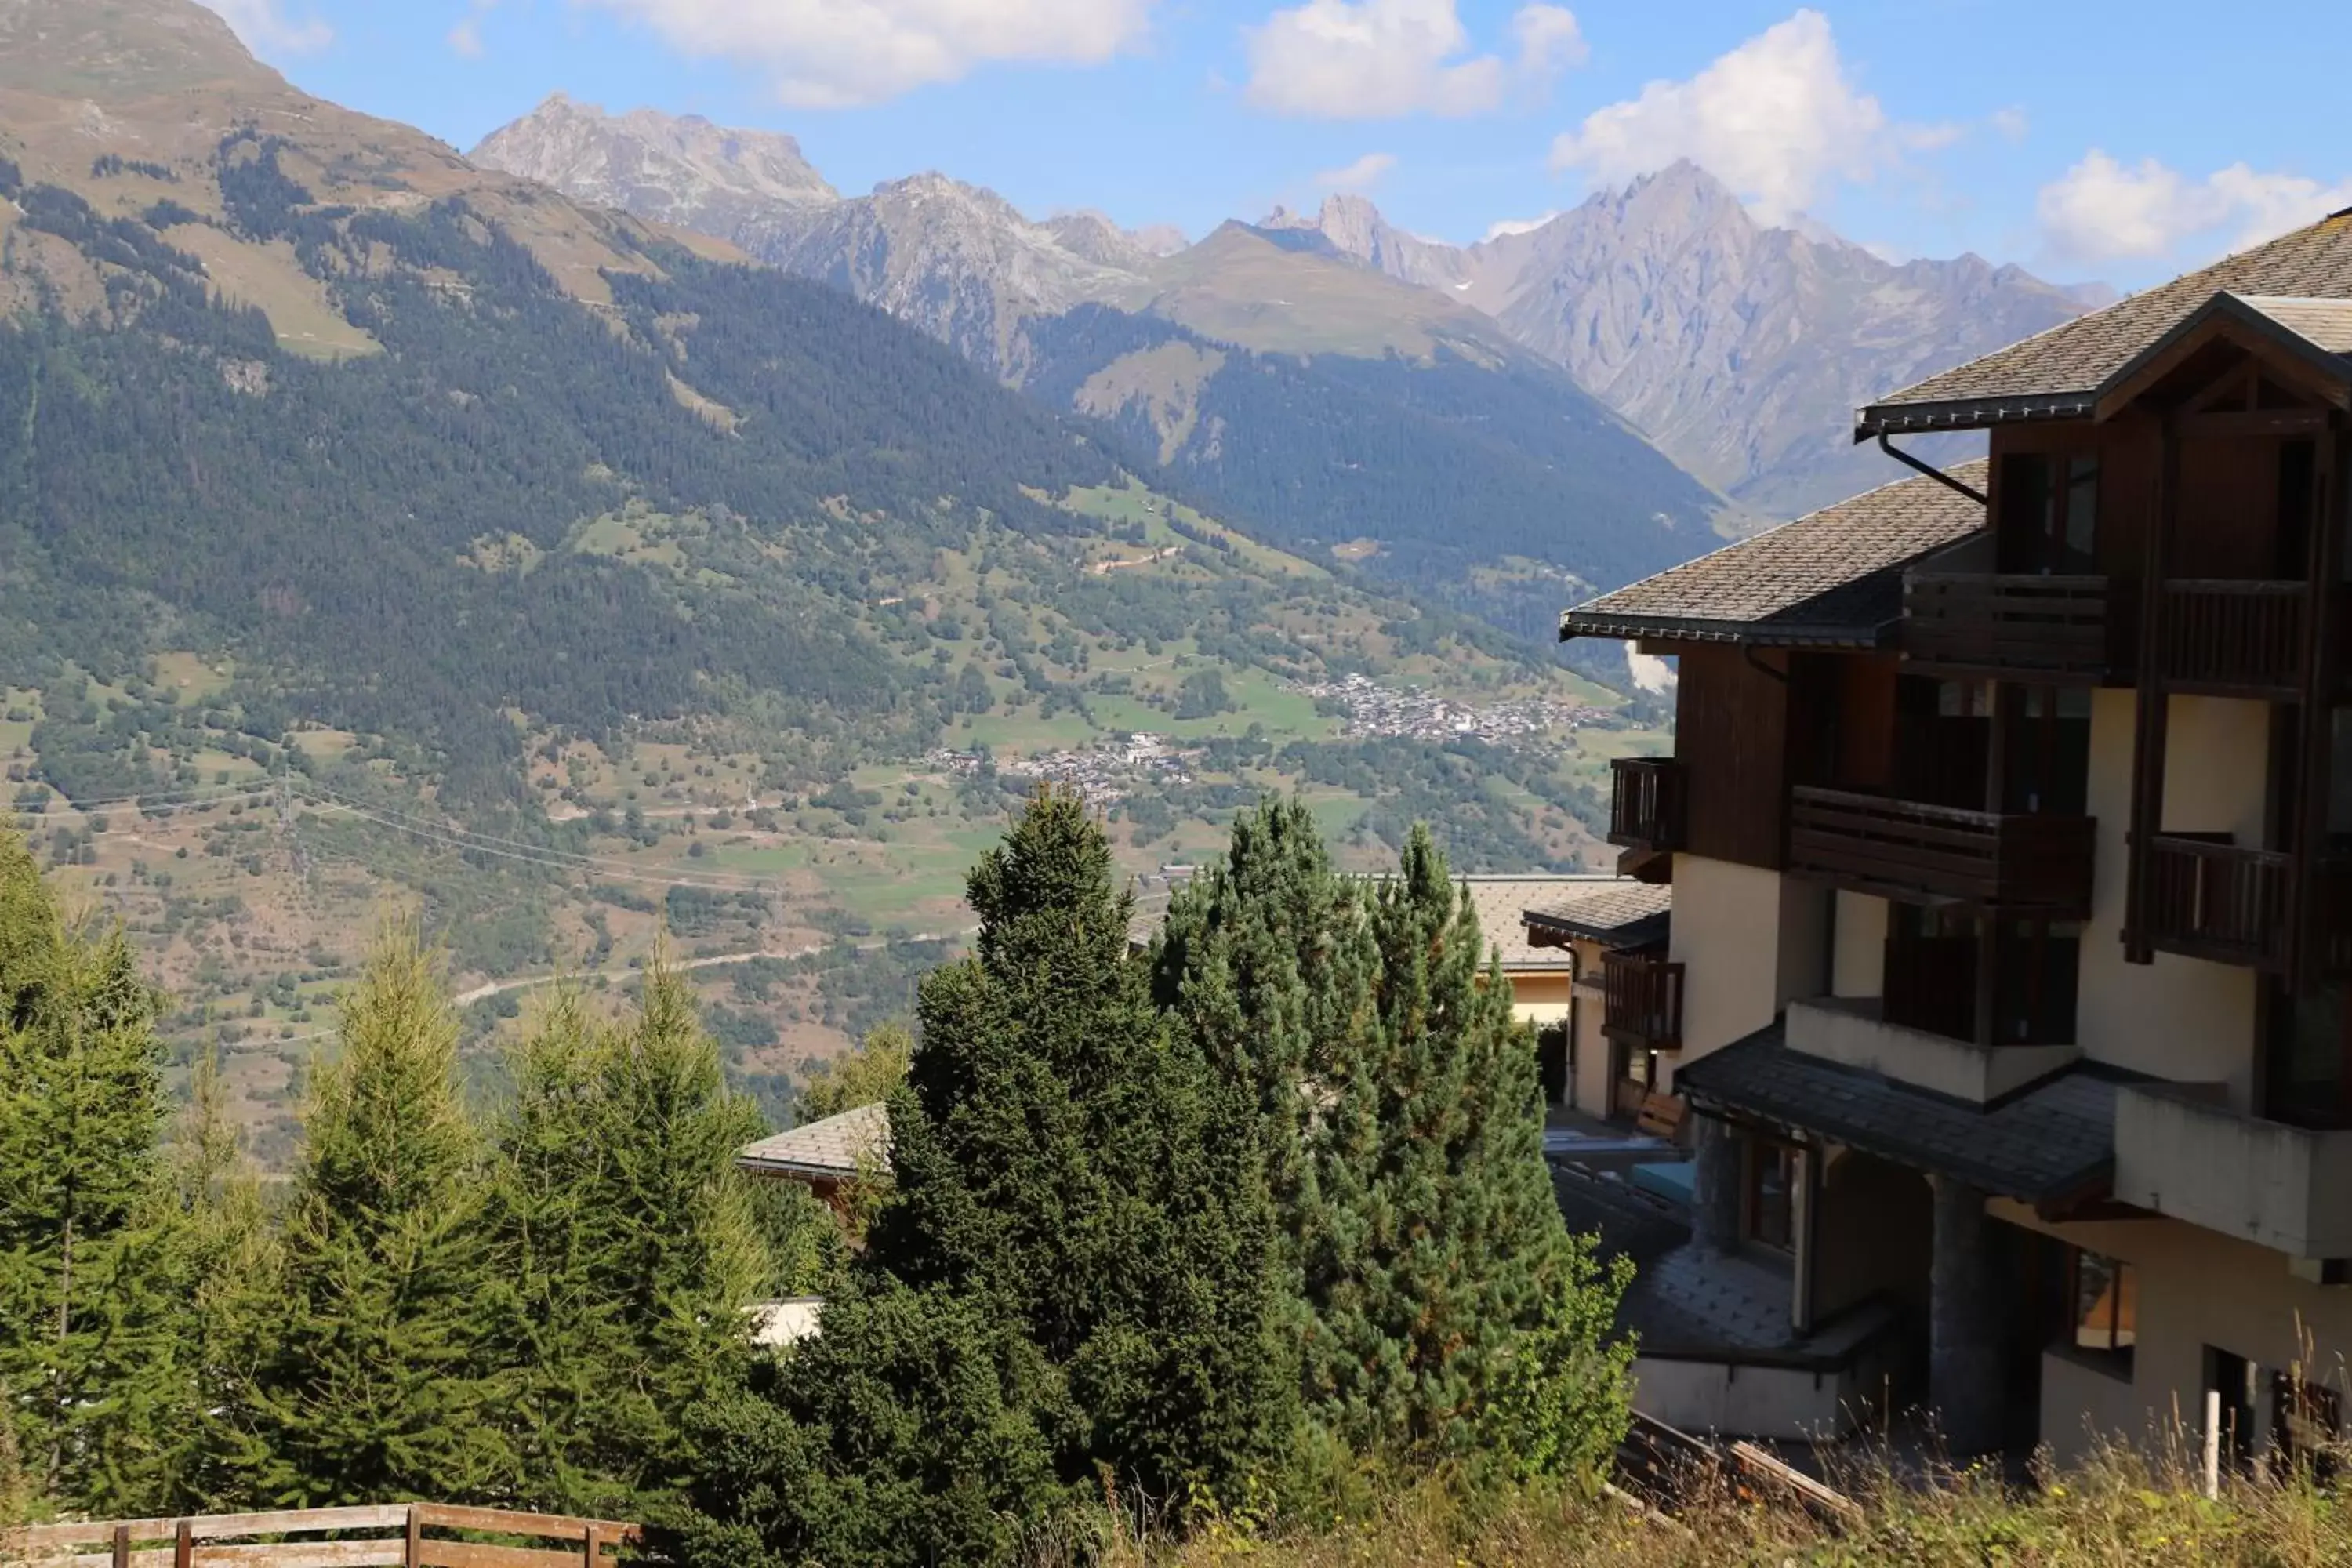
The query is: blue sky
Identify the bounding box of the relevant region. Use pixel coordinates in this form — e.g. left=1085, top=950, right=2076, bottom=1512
left=204, top=0, right=2352, bottom=290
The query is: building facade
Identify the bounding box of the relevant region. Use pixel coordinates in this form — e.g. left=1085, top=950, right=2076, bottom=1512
left=1560, top=210, right=2352, bottom=1463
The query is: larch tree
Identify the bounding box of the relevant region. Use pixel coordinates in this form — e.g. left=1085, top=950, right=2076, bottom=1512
left=146, top=1047, right=280, bottom=1512
left=0, top=829, right=180, bottom=1514
left=481, top=964, right=780, bottom=1517
left=241, top=918, right=510, bottom=1506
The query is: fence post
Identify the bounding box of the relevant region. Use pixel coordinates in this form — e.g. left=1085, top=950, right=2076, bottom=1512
left=2203, top=1387, right=2223, bottom=1500
left=175, top=1520, right=193, bottom=1568
left=112, top=1525, right=130, bottom=1568
left=405, top=1504, right=423, bottom=1568
left=583, top=1524, right=601, bottom=1568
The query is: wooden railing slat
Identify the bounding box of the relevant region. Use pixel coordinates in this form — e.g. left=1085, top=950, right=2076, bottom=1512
left=408, top=1508, right=622, bottom=1542
left=412, top=1544, right=583, bottom=1568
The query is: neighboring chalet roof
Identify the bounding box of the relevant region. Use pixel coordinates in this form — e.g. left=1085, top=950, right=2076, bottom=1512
left=1860, top=208, right=2352, bottom=433
left=1457, top=875, right=1623, bottom=971
left=1559, top=463, right=1987, bottom=648
left=736, top=1102, right=891, bottom=1181
left=1523, top=881, right=1671, bottom=950
left=1675, top=1023, right=2118, bottom=1205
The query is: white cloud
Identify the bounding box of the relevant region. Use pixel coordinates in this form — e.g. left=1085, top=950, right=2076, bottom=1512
left=2035, top=151, right=2352, bottom=264
left=1315, top=152, right=1398, bottom=191
left=193, top=0, right=333, bottom=55
left=450, top=0, right=495, bottom=58
left=1548, top=9, right=1909, bottom=224
left=575, top=0, right=1159, bottom=108
left=1244, top=1, right=1584, bottom=119
left=1482, top=211, right=1558, bottom=241
left=1990, top=105, right=2029, bottom=144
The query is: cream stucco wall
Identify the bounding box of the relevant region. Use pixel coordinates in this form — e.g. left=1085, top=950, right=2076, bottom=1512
left=1664, top=855, right=1828, bottom=1088
left=1508, top=971, right=1574, bottom=1025
left=1832, top=892, right=1888, bottom=999
left=1994, top=1201, right=2352, bottom=1468
left=2075, top=688, right=2261, bottom=1103
left=1569, top=938, right=1615, bottom=1117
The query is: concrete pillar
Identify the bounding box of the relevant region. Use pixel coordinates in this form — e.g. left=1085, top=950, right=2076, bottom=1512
left=1929, top=1175, right=2005, bottom=1455
left=1690, top=1114, right=1741, bottom=1254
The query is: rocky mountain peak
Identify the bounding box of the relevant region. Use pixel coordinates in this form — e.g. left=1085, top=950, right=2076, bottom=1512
left=470, top=95, right=836, bottom=245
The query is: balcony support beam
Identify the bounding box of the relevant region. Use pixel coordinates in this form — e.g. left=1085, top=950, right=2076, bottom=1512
left=2292, top=433, right=2347, bottom=987
left=2125, top=423, right=2180, bottom=964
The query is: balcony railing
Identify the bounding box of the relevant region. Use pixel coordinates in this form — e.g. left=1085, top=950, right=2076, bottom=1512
left=2154, top=579, right=2307, bottom=698
left=1787, top=786, right=2095, bottom=916
left=1609, top=757, right=1686, bottom=853
left=1904, top=571, right=2124, bottom=682
left=1602, top=950, right=1685, bottom=1054
left=2114, top=1083, right=2352, bottom=1261
left=2140, top=833, right=2290, bottom=971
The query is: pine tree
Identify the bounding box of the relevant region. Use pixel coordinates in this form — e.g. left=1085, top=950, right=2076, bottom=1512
left=241, top=918, right=510, bottom=1505
left=1152, top=797, right=1377, bottom=1249
left=674, top=790, right=1298, bottom=1566
left=481, top=964, right=782, bottom=1516
left=0, top=829, right=179, bottom=1513
left=1302, top=826, right=1632, bottom=1475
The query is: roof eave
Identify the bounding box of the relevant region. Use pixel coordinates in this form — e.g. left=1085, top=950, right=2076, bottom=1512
left=1853, top=393, right=2098, bottom=439
left=1559, top=612, right=1897, bottom=649
left=735, top=1155, right=862, bottom=1181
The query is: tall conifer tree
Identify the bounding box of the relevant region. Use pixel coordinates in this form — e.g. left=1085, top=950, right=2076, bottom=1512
left=1303, top=826, right=1631, bottom=1472
left=481, top=965, right=779, bottom=1516
left=0, top=829, right=179, bottom=1512
left=242, top=919, right=510, bottom=1505
left=674, top=790, right=1297, bottom=1567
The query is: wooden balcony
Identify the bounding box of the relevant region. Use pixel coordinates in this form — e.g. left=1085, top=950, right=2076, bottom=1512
left=1787, top=786, right=2095, bottom=916
left=2140, top=833, right=2290, bottom=971
left=2154, top=579, right=2307, bottom=699
left=1610, top=757, right=1686, bottom=854
left=1904, top=571, right=2125, bottom=682
left=1602, top=950, right=1685, bottom=1054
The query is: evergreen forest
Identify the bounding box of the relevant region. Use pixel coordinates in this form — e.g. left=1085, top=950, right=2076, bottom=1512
left=0, top=796, right=1636, bottom=1565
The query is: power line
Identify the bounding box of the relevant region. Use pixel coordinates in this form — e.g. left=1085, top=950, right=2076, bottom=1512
left=289, top=782, right=782, bottom=888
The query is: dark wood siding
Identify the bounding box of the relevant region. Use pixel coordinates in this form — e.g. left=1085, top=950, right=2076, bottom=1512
left=1671, top=642, right=1791, bottom=869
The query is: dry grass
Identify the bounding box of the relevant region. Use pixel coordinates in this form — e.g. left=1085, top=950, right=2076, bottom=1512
left=1064, top=1440, right=2352, bottom=1567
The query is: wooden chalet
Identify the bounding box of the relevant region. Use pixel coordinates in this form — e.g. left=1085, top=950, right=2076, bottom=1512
left=1557, top=207, right=2352, bottom=1465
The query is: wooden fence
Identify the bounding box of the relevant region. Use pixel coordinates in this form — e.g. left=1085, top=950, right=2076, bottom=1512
left=3, top=1504, right=638, bottom=1568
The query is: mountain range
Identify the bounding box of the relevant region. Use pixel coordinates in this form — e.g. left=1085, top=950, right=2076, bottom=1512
left=1, top=0, right=1657, bottom=1127
left=474, top=96, right=2106, bottom=522
left=475, top=94, right=1725, bottom=637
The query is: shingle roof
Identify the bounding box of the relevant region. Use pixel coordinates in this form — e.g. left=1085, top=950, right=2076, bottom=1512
left=1559, top=463, right=1987, bottom=646
left=737, top=1102, right=891, bottom=1180
left=1675, top=1023, right=2118, bottom=1203
left=1453, top=876, right=1621, bottom=971
left=1862, top=210, right=2352, bottom=430
left=1523, top=881, right=1671, bottom=948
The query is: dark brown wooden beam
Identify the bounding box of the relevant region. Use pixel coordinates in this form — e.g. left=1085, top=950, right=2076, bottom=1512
left=2295, top=436, right=2349, bottom=988
left=2124, top=426, right=2180, bottom=964
left=2178, top=408, right=2336, bottom=438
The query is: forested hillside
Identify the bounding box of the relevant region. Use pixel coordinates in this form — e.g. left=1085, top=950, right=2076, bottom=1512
left=0, top=0, right=1661, bottom=1151
left=1024, top=303, right=1719, bottom=636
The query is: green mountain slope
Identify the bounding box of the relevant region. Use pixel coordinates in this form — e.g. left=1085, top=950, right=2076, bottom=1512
left=0, top=0, right=1657, bottom=1145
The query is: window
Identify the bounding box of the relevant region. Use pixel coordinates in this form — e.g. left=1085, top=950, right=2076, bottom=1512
left=2271, top=1374, right=2341, bottom=1480
left=1745, top=1138, right=1798, bottom=1253
left=1997, top=452, right=2100, bottom=573
left=2069, top=1247, right=2136, bottom=1359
